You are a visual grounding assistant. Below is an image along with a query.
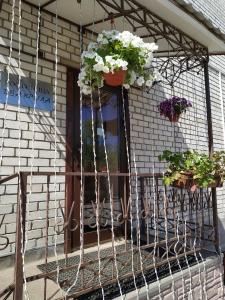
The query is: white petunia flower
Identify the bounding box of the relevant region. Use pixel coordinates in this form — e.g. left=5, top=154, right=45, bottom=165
left=82, top=51, right=96, bottom=59
left=131, top=36, right=143, bottom=48
left=123, top=83, right=130, bottom=89
left=145, top=43, right=159, bottom=52
left=93, top=62, right=105, bottom=72
left=119, top=31, right=134, bottom=47
left=130, top=71, right=137, bottom=85
left=102, top=66, right=110, bottom=73
left=136, top=76, right=145, bottom=86
left=95, top=54, right=104, bottom=64
left=88, top=42, right=97, bottom=50
left=97, top=33, right=104, bottom=43
left=105, top=55, right=115, bottom=63
left=146, top=79, right=153, bottom=87
left=145, top=53, right=153, bottom=68
left=82, top=86, right=92, bottom=95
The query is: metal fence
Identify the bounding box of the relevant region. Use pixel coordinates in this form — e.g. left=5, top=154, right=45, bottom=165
left=0, top=172, right=216, bottom=299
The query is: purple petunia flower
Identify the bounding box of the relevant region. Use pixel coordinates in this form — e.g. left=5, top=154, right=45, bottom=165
left=158, top=96, right=192, bottom=118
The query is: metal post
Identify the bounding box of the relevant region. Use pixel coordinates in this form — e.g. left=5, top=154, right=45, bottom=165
left=140, top=177, right=145, bottom=238
left=14, top=173, right=27, bottom=300
left=204, top=60, right=219, bottom=252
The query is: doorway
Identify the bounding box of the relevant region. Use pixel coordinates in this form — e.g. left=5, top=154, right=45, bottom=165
left=66, top=68, right=129, bottom=251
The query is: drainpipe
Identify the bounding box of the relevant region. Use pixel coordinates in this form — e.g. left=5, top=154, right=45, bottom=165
left=204, top=60, right=219, bottom=253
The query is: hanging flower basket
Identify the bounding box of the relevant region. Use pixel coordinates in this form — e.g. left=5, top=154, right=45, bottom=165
left=158, top=96, right=192, bottom=123
left=78, top=30, right=158, bottom=95
left=103, top=69, right=126, bottom=86
left=159, top=150, right=225, bottom=191
left=168, top=113, right=181, bottom=123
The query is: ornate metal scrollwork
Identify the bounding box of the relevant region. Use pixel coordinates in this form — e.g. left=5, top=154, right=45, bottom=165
left=54, top=201, right=79, bottom=235
left=88, top=198, right=108, bottom=228
left=116, top=197, right=130, bottom=224
left=0, top=215, right=9, bottom=251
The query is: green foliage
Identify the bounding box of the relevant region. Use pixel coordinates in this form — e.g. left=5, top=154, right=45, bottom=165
left=159, top=150, right=225, bottom=188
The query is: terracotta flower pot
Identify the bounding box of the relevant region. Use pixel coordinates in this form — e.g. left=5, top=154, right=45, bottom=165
left=103, top=69, right=126, bottom=86
left=172, top=174, right=223, bottom=191
left=168, top=114, right=180, bottom=123
left=172, top=173, right=197, bottom=192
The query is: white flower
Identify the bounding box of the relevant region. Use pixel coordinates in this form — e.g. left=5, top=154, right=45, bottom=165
left=130, top=71, right=137, bottom=85
left=131, top=36, right=143, bottom=48
left=95, top=54, right=103, bottom=64
left=82, top=51, right=96, bottom=59
left=93, top=62, right=105, bottom=72
left=136, top=76, right=145, bottom=86
left=88, top=42, right=97, bottom=50
left=97, top=33, right=104, bottom=43
left=82, top=86, right=92, bottom=95
left=105, top=55, right=115, bottom=64
left=154, top=70, right=163, bottom=82
left=123, top=83, right=130, bottom=89
left=119, top=31, right=133, bottom=47
left=102, top=66, right=109, bottom=73
left=145, top=42, right=158, bottom=52
left=116, top=59, right=128, bottom=70
left=146, top=79, right=153, bottom=87
left=145, top=53, right=153, bottom=68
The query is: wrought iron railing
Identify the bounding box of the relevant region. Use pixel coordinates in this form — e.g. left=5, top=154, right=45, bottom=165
left=0, top=172, right=217, bottom=300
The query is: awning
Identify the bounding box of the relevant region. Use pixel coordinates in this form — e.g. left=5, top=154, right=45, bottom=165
left=23, top=0, right=225, bottom=54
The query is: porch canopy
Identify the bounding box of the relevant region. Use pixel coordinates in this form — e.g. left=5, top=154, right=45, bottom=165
left=23, top=0, right=225, bottom=55
left=22, top=0, right=225, bottom=85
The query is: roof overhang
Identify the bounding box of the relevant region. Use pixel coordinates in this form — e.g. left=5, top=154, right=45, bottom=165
left=23, top=0, right=225, bottom=55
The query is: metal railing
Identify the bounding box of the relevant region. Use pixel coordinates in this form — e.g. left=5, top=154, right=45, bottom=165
left=0, top=171, right=217, bottom=300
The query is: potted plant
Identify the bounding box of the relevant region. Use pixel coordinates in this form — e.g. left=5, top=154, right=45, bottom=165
left=78, top=30, right=158, bottom=94
left=158, top=150, right=225, bottom=191
left=158, top=96, right=192, bottom=122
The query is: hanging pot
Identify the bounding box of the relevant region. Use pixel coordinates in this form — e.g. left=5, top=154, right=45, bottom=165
left=168, top=113, right=180, bottom=123
left=103, top=69, right=126, bottom=86
left=172, top=173, right=197, bottom=192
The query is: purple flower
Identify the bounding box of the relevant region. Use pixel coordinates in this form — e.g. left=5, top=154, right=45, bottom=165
left=158, top=96, right=192, bottom=118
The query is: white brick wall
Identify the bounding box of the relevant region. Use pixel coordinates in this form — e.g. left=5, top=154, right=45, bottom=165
left=0, top=0, right=224, bottom=271
left=0, top=0, right=224, bottom=299
left=0, top=0, right=223, bottom=255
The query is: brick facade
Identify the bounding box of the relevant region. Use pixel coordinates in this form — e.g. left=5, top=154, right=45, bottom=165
left=0, top=0, right=224, bottom=298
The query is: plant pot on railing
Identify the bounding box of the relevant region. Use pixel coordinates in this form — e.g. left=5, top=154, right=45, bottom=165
left=172, top=174, right=223, bottom=192
left=104, top=69, right=126, bottom=87
left=168, top=113, right=181, bottom=123
left=159, top=150, right=225, bottom=192
left=171, top=172, right=199, bottom=192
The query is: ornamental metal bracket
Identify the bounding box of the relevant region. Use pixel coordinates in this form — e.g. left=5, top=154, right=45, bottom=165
left=83, top=0, right=208, bottom=85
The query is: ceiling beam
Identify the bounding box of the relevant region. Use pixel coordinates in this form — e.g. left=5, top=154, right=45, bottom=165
left=96, top=0, right=207, bottom=55
left=83, top=8, right=142, bottom=28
